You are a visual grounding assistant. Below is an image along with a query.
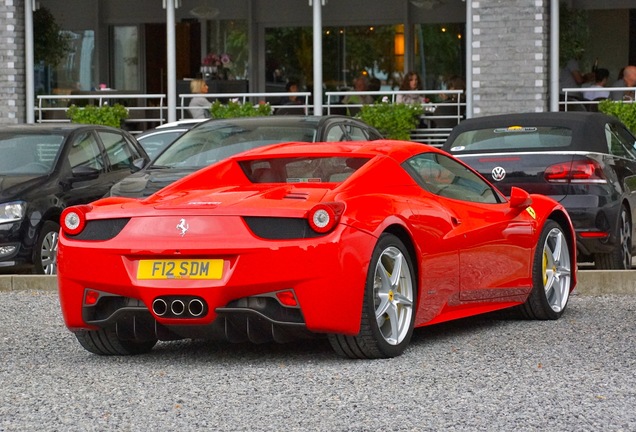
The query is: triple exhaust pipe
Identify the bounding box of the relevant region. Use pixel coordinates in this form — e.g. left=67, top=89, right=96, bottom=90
left=152, top=297, right=207, bottom=318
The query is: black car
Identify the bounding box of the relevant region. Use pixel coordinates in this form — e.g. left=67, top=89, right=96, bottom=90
left=443, top=112, right=636, bottom=269
left=0, top=124, right=149, bottom=274
left=110, top=115, right=383, bottom=198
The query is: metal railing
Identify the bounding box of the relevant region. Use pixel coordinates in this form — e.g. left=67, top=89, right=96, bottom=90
left=178, top=92, right=312, bottom=118
left=35, top=89, right=465, bottom=146
left=325, top=89, right=465, bottom=147
left=36, top=93, right=167, bottom=134
left=560, top=87, right=636, bottom=112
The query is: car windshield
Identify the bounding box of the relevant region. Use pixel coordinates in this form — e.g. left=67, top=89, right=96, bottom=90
left=449, top=126, right=573, bottom=152
left=152, top=123, right=318, bottom=169
left=0, top=133, right=64, bottom=174
left=239, top=156, right=370, bottom=183
left=138, top=130, right=185, bottom=159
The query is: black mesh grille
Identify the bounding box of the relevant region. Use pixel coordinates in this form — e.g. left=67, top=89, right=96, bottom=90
left=70, top=218, right=130, bottom=241
left=243, top=216, right=323, bottom=239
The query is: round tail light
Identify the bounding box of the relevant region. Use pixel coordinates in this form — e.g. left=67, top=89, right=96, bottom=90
left=307, top=202, right=344, bottom=234
left=61, top=205, right=92, bottom=236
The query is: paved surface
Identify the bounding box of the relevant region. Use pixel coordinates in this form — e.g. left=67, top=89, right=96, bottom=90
left=1, top=290, right=635, bottom=431
left=1, top=268, right=634, bottom=295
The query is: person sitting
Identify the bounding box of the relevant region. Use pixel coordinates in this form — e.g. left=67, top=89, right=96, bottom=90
left=610, top=65, right=636, bottom=101
left=342, top=75, right=374, bottom=115
left=582, top=68, right=610, bottom=101
left=188, top=79, right=212, bottom=119
left=276, top=79, right=307, bottom=115
left=440, top=75, right=466, bottom=102
left=281, top=79, right=303, bottom=105
left=396, top=71, right=426, bottom=104
left=343, top=75, right=374, bottom=104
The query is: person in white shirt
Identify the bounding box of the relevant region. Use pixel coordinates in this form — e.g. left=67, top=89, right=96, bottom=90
left=582, top=68, right=610, bottom=100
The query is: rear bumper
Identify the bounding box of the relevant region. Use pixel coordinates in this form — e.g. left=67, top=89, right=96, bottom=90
left=57, top=222, right=375, bottom=339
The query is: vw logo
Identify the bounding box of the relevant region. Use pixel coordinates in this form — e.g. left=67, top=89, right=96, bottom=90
left=491, top=166, right=506, bottom=181
left=176, top=218, right=189, bottom=237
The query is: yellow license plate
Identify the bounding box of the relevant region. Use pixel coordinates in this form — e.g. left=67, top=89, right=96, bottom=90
left=137, top=259, right=224, bottom=280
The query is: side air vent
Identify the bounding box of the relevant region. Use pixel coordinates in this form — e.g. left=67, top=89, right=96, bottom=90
left=69, top=218, right=130, bottom=241
left=243, top=216, right=323, bottom=239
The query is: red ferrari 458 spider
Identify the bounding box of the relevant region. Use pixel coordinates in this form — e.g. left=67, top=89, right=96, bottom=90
left=57, top=140, right=577, bottom=359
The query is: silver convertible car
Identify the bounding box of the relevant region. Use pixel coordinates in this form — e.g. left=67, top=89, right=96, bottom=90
left=110, top=115, right=383, bottom=197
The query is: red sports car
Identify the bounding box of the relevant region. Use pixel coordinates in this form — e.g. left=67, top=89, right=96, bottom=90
left=57, top=140, right=577, bottom=359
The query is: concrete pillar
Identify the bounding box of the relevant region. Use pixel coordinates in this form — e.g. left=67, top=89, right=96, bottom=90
left=470, top=0, right=550, bottom=116
left=0, top=0, right=25, bottom=124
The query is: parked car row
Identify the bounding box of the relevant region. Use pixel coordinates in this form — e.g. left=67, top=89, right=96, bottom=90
left=0, top=116, right=381, bottom=274
left=2, top=111, right=635, bottom=275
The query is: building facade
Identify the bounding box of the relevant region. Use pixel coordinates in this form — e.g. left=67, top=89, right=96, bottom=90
left=0, top=0, right=634, bottom=125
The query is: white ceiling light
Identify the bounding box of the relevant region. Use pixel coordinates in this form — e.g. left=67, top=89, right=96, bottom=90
left=410, top=0, right=444, bottom=9
left=190, top=1, right=220, bottom=19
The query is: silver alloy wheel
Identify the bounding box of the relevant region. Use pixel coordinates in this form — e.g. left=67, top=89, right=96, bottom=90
left=372, top=246, right=414, bottom=345
left=542, top=227, right=571, bottom=313
left=40, top=230, right=58, bottom=275
left=618, top=209, right=632, bottom=269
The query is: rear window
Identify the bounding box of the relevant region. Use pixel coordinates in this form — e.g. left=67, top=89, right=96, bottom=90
left=449, top=126, right=573, bottom=152
left=239, top=157, right=370, bottom=183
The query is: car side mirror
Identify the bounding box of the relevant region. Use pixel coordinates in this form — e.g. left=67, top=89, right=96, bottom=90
left=70, top=165, right=100, bottom=182
left=509, top=186, right=532, bottom=209
left=132, top=158, right=147, bottom=172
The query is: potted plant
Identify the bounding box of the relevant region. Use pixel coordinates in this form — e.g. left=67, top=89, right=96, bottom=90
left=210, top=100, right=273, bottom=118
left=357, top=100, right=424, bottom=140
left=66, top=104, right=129, bottom=128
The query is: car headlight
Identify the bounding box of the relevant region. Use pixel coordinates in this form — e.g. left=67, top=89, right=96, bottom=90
left=0, top=201, right=26, bottom=224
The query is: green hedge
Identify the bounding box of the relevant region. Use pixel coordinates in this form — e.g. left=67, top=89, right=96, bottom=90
left=598, top=100, right=636, bottom=135
left=357, top=102, right=423, bottom=141
left=210, top=100, right=273, bottom=118
left=66, top=104, right=129, bottom=128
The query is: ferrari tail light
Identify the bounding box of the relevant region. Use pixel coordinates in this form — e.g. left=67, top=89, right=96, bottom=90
left=544, top=159, right=607, bottom=184
left=307, top=202, right=344, bottom=234
left=61, top=205, right=92, bottom=236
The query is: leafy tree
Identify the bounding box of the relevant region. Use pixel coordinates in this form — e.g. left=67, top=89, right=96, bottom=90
left=33, top=6, right=71, bottom=66
left=266, top=23, right=465, bottom=91
left=559, top=3, right=589, bottom=67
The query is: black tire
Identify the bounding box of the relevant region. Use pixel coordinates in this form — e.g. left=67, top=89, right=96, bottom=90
left=33, top=221, right=60, bottom=275
left=328, top=233, right=417, bottom=359
left=518, top=220, right=573, bottom=320
left=75, top=328, right=157, bottom=355
left=594, top=205, right=632, bottom=270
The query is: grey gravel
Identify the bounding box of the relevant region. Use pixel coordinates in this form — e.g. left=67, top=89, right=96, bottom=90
left=1, top=290, right=635, bottom=432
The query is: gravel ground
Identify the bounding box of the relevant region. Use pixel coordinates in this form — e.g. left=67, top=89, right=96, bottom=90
left=1, top=291, right=635, bottom=432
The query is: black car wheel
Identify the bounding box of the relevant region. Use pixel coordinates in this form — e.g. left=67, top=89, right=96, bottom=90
left=595, top=205, right=632, bottom=270
left=33, top=221, right=60, bottom=275
left=75, top=328, right=157, bottom=355
left=519, top=220, right=573, bottom=320
left=328, top=233, right=416, bottom=359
